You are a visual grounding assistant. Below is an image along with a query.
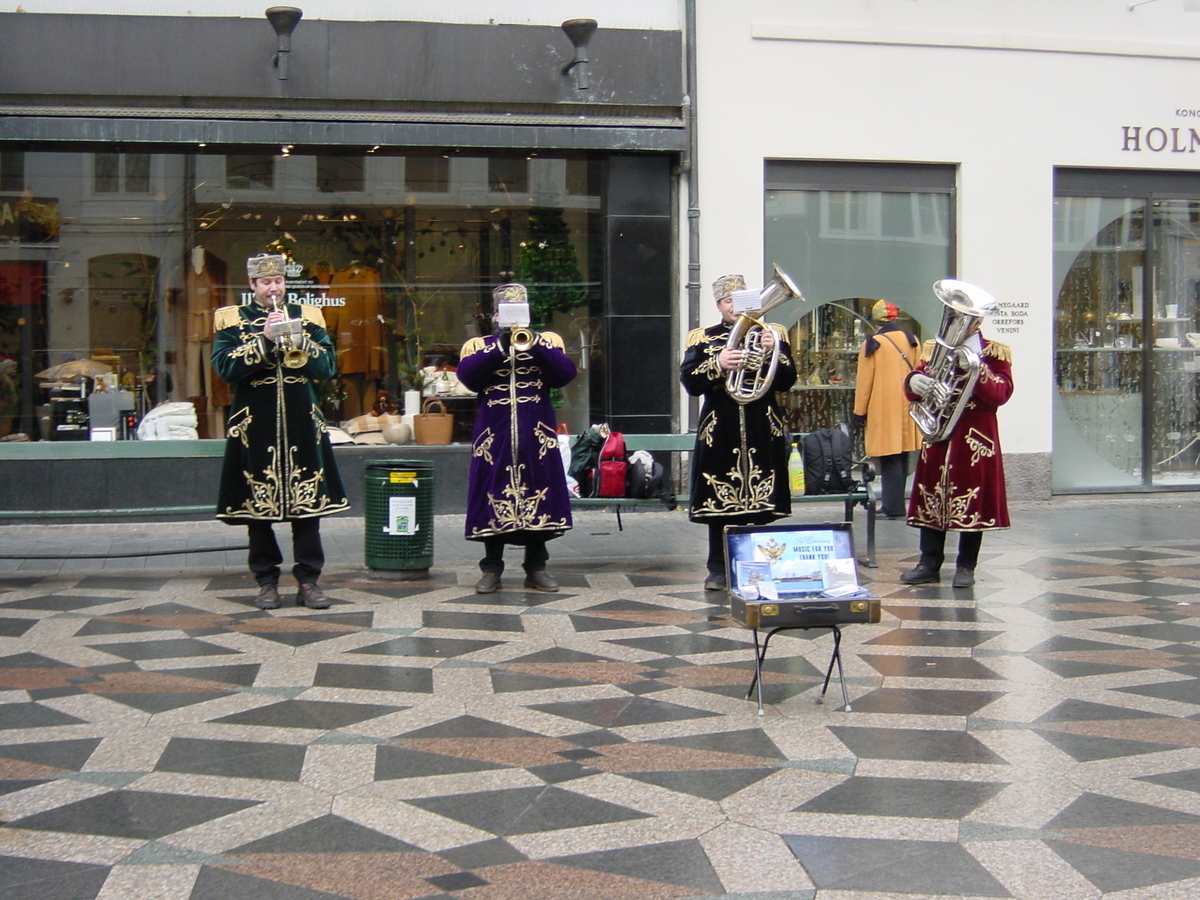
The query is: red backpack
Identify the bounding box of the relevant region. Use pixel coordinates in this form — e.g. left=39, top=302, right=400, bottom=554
left=595, top=431, right=628, bottom=498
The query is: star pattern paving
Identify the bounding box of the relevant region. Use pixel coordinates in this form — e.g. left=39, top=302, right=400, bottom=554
left=0, top=540, right=1199, bottom=900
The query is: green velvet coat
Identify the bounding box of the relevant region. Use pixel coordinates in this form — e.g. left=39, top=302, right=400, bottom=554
left=211, top=302, right=349, bottom=522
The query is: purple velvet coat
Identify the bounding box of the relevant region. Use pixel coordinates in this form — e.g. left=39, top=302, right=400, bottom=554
left=457, top=332, right=577, bottom=543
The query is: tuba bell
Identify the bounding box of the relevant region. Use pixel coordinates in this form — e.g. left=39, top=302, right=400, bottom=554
left=909, top=279, right=998, bottom=442
left=724, top=263, right=805, bottom=404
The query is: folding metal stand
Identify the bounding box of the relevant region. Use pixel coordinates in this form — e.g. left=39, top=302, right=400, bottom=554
left=746, top=624, right=850, bottom=715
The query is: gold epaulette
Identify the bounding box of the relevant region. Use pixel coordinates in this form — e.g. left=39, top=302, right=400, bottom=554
left=300, top=304, right=326, bottom=329
left=686, top=327, right=706, bottom=348
left=985, top=340, right=1012, bottom=363
left=540, top=331, right=565, bottom=350
left=213, top=305, right=243, bottom=332
left=920, top=338, right=936, bottom=363
left=461, top=336, right=487, bottom=357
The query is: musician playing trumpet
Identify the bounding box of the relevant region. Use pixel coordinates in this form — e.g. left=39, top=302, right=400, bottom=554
left=901, top=297, right=1012, bottom=589
left=212, top=253, right=349, bottom=610
left=458, top=283, right=577, bottom=594
left=681, top=273, right=796, bottom=591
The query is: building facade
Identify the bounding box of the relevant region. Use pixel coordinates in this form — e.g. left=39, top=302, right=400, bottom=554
left=7, top=0, right=1200, bottom=516
left=692, top=0, right=1200, bottom=497
left=0, top=1, right=685, bottom=514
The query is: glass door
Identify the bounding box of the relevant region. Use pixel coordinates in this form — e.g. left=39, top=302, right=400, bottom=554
left=1053, top=193, right=1200, bottom=490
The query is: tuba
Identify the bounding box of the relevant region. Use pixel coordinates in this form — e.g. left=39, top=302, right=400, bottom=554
left=909, top=279, right=998, bottom=442
left=724, top=263, right=805, bottom=404
left=265, top=296, right=308, bottom=368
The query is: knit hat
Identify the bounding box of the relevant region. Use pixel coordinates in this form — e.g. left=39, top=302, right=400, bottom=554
left=712, top=274, right=746, bottom=301
left=247, top=254, right=287, bottom=279
left=872, top=299, right=899, bottom=322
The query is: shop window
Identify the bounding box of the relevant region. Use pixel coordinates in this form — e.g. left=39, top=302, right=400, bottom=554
left=317, top=155, right=365, bottom=193
left=488, top=157, right=528, bottom=194
left=226, top=154, right=274, bottom=190
left=93, top=153, right=151, bottom=194
left=405, top=156, right=450, bottom=193
left=766, top=161, right=955, bottom=434
left=0, top=152, right=24, bottom=192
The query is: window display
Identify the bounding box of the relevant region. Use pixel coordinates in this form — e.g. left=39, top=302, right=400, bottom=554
left=1054, top=193, right=1200, bottom=489
left=0, top=150, right=603, bottom=443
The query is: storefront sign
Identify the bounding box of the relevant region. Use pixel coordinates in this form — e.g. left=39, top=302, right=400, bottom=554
left=1122, top=123, right=1200, bottom=154
left=991, top=301, right=1028, bottom=335
left=239, top=278, right=347, bottom=307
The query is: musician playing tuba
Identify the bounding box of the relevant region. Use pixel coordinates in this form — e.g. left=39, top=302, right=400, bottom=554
left=681, top=273, right=797, bottom=591
left=900, top=280, right=1013, bottom=589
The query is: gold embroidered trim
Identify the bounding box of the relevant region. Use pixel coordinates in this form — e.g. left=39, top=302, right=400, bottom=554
left=984, top=340, right=1012, bottom=363
left=473, top=427, right=495, bottom=465
left=461, top=336, right=488, bottom=357
left=539, top=331, right=565, bottom=350
left=692, top=446, right=777, bottom=516
left=213, top=305, right=243, bottom=331
left=300, top=304, right=326, bottom=329
left=686, top=327, right=706, bottom=348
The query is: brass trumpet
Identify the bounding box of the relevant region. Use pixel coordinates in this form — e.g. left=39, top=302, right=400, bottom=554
left=724, top=263, right=804, bottom=404
left=508, top=327, right=535, bottom=353
left=265, top=295, right=308, bottom=369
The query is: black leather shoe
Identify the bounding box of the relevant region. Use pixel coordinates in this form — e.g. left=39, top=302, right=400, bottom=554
left=523, top=571, right=560, bottom=592
left=952, top=567, right=976, bottom=588
left=297, top=582, right=330, bottom=609
left=475, top=571, right=501, bottom=594
left=704, top=572, right=727, bottom=591
left=900, top=564, right=941, bottom=584
left=254, top=584, right=280, bottom=609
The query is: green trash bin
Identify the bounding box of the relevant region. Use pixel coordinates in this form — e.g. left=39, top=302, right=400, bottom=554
left=364, top=460, right=434, bottom=575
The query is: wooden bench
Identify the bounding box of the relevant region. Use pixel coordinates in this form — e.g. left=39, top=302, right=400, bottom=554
left=569, top=432, right=879, bottom=567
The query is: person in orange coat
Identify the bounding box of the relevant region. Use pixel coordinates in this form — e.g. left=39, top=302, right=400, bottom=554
left=852, top=300, right=922, bottom=518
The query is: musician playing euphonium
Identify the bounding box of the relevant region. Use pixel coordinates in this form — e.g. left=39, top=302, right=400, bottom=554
left=681, top=273, right=797, bottom=591
left=211, top=253, right=349, bottom=610
left=900, top=307, right=1013, bottom=589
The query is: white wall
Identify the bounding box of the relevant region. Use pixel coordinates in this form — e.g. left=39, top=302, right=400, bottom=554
left=694, top=0, right=1200, bottom=457
left=8, top=0, right=681, bottom=28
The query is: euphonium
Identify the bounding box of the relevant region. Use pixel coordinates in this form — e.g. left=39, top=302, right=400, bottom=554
left=266, top=296, right=308, bottom=369
left=724, top=263, right=805, bottom=404
left=909, top=279, right=998, bottom=442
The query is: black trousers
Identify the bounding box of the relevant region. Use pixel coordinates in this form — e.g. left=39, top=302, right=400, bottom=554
left=877, top=452, right=910, bottom=518
left=247, top=518, right=324, bottom=586
left=918, top=526, right=983, bottom=571
left=706, top=515, right=777, bottom=575
left=480, top=534, right=550, bottom=576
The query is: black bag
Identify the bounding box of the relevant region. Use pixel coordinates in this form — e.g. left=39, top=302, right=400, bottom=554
left=626, top=450, right=678, bottom=510
left=802, top=425, right=855, bottom=495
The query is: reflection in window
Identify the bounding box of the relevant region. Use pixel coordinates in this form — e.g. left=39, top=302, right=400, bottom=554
left=317, top=155, right=365, bottom=193
left=0, top=152, right=25, bottom=192
left=405, top=156, right=450, bottom=193
left=488, top=157, right=528, bottom=194
left=93, top=153, right=151, bottom=194
left=226, top=154, right=274, bottom=190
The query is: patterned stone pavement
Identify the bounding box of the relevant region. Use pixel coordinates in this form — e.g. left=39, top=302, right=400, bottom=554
left=0, top=504, right=1199, bottom=899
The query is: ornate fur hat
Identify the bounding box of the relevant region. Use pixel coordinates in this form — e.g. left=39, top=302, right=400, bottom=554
left=247, top=253, right=287, bottom=280
left=712, top=274, right=746, bottom=301
left=492, top=283, right=528, bottom=305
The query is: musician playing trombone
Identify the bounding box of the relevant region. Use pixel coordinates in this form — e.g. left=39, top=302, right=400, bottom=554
left=212, top=253, right=349, bottom=610
left=681, top=273, right=797, bottom=591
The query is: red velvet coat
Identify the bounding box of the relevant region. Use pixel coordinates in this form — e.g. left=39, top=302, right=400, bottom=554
left=904, top=338, right=1012, bottom=532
